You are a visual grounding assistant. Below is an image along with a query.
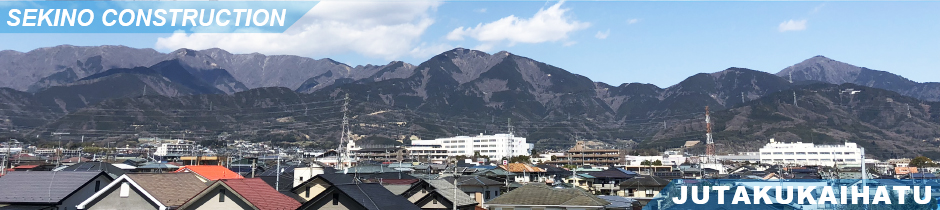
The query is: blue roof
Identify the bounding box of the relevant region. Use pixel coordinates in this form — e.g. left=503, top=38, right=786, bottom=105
left=616, top=168, right=639, bottom=175
left=470, top=165, right=497, bottom=170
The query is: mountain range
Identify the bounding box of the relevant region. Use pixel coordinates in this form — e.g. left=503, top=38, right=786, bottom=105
left=0, top=45, right=939, bottom=159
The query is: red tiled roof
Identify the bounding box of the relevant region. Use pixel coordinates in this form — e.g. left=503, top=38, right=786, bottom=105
left=223, top=178, right=301, bottom=210
left=174, top=165, right=244, bottom=181
left=12, top=165, right=39, bottom=169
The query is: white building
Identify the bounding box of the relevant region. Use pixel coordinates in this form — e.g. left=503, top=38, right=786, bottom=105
left=153, top=140, right=196, bottom=156
left=410, top=133, right=531, bottom=160
left=759, top=139, right=863, bottom=166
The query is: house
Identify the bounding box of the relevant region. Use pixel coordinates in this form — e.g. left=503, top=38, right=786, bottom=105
left=137, top=163, right=181, bottom=173
left=176, top=178, right=301, bottom=210
left=292, top=173, right=358, bottom=202
left=497, top=163, right=547, bottom=183
left=293, top=163, right=333, bottom=187
left=563, top=174, right=596, bottom=191
left=174, top=165, right=244, bottom=182
left=584, top=168, right=636, bottom=195
left=295, top=182, right=420, bottom=210
left=0, top=171, right=113, bottom=210
left=400, top=179, right=478, bottom=210
left=618, top=175, right=669, bottom=206
left=259, top=165, right=295, bottom=191
left=443, top=176, right=503, bottom=203
left=484, top=183, right=610, bottom=210
left=76, top=173, right=209, bottom=210
left=59, top=162, right=127, bottom=179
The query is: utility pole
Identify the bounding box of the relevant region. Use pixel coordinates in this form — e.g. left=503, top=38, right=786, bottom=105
left=276, top=155, right=281, bottom=191
left=453, top=160, right=458, bottom=210
left=2, top=140, right=8, bottom=176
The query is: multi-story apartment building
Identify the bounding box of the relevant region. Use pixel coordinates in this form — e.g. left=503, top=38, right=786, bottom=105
left=153, top=140, right=196, bottom=156
left=758, top=139, right=863, bottom=166
left=546, top=141, right=622, bottom=166
left=406, top=145, right=449, bottom=163
left=410, top=133, right=531, bottom=160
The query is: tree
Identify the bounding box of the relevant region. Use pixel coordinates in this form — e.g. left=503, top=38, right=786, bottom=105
left=641, top=160, right=652, bottom=166
left=910, top=156, right=934, bottom=168
left=652, top=160, right=663, bottom=166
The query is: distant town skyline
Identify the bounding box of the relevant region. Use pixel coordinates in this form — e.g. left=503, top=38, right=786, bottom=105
left=1, top=1, right=938, bottom=88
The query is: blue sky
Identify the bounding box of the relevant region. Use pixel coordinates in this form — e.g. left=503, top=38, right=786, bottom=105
left=1, top=1, right=938, bottom=88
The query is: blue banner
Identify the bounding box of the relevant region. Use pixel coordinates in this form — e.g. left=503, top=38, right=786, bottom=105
left=0, top=1, right=318, bottom=33
left=644, top=179, right=939, bottom=210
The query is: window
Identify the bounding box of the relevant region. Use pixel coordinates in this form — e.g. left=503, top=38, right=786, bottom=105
left=95, top=181, right=100, bottom=192
left=808, top=152, right=818, bottom=155
left=820, top=152, right=831, bottom=154
left=300, top=177, right=304, bottom=181
left=306, top=186, right=310, bottom=197
left=784, top=152, right=794, bottom=155
left=486, top=191, right=491, bottom=200
left=333, top=193, right=339, bottom=205
left=844, top=152, right=855, bottom=155
left=773, top=152, right=783, bottom=155
left=761, top=152, right=771, bottom=155
left=834, top=152, right=843, bottom=155
left=219, top=189, right=225, bottom=202
left=796, top=152, right=806, bottom=155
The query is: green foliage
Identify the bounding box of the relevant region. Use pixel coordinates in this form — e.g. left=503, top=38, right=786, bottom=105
left=910, top=156, right=936, bottom=168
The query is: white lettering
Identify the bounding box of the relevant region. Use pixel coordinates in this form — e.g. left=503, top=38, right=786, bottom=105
left=7, top=9, right=21, bottom=26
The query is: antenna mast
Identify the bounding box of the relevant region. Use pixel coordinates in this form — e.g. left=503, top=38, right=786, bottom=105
left=705, top=106, right=715, bottom=163
left=337, top=93, right=351, bottom=170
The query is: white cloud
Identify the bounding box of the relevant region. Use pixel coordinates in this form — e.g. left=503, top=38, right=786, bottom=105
left=446, top=1, right=590, bottom=47
left=154, top=1, right=441, bottom=60
left=778, top=19, right=807, bottom=32
left=595, top=29, right=609, bottom=39
left=475, top=8, right=487, bottom=13
left=627, top=19, right=640, bottom=25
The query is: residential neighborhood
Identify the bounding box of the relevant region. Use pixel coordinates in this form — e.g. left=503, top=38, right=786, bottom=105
left=2, top=135, right=940, bottom=210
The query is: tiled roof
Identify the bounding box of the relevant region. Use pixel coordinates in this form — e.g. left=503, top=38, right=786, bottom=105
left=585, top=169, right=635, bottom=179
left=12, top=165, right=38, bottom=169
left=382, top=184, right=413, bottom=195
left=498, top=163, right=546, bottom=173
left=373, top=179, right=419, bottom=185
left=444, top=175, right=503, bottom=186
left=174, top=165, right=244, bottom=180
left=430, top=188, right=478, bottom=207
left=127, top=173, right=209, bottom=207
left=330, top=183, right=421, bottom=210
left=619, top=175, right=669, bottom=187
left=422, top=179, right=478, bottom=206
left=223, top=178, right=301, bottom=210
left=0, top=171, right=107, bottom=204
left=486, top=183, right=610, bottom=207
left=60, top=162, right=126, bottom=178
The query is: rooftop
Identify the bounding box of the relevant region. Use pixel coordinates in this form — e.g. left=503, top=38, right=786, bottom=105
left=174, top=165, right=244, bottom=181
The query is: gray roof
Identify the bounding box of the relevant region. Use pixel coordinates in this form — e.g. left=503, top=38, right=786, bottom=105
left=619, top=175, right=670, bottom=187
left=486, top=183, right=610, bottom=207
left=318, top=183, right=420, bottom=210
left=421, top=179, right=478, bottom=206
left=444, top=176, right=503, bottom=187
left=597, top=196, right=637, bottom=209
left=336, top=165, right=400, bottom=174
left=0, top=171, right=109, bottom=204
left=382, top=184, right=412, bottom=195
left=60, top=162, right=126, bottom=178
